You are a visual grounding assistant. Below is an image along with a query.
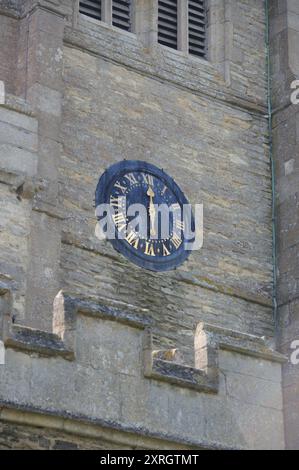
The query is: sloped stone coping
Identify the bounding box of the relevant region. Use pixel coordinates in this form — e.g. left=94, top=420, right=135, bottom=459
left=201, top=323, right=286, bottom=363
left=4, top=324, right=73, bottom=360
left=147, top=356, right=218, bottom=393
left=76, top=297, right=153, bottom=330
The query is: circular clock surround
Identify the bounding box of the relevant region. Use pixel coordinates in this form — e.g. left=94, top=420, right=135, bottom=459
left=95, top=160, right=194, bottom=272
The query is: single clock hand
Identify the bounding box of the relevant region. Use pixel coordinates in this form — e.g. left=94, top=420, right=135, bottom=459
left=147, top=185, right=156, bottom=238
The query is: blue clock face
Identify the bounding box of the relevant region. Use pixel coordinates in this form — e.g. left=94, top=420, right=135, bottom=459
left=95, top=160, right=194, bottom=271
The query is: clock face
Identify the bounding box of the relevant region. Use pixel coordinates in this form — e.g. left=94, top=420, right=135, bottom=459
left=95, top=160, right=194, bottom=271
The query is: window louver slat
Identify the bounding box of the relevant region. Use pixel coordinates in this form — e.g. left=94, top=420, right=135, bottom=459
left=112, top=0, right=131, bottom=31
left=79, top=0, right=101, bottom=21
left=158, top=0, right=178, bottom=50
left=188, top=0, right=206, bottom=58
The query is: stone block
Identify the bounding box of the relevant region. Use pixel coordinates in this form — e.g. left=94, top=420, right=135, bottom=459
left=25, top=211, right=62, bottom=330
left=202, top=395, right=285, bottom=449
left=288, top=0, right=299, bottom=16
left=76, top=316, right=142, bottom=377
left=167, top=387, right=205, bottom=441
left=0, top=350, right=31, bottom=404
left=27, top=84, right=62, bottom=117
left=26, top=31, right=63, bottom=91
left=73, top=363, right=121, bottom=420
left=37, top=137, right=60, bottom=182
left=29, top=7, right=65, bottom=37
left=283, top=382, right=299, bottom=406
left=283, top=404, right=299, bottom=449
left=0, top=121, right=37, bottom=153
left=219, top=350, right=282, bottom=383
left=288, top=12, right=299, bottom=33
left=28, top=356, right=75, bottom=411
left=225, top=371, right=283, bottom=409
left=0, top=81, right=5, bottom=104
left=288, top=29, right=299, bottom=75
left=119, top=376, right=170, bottom=434
left=0, top=144, right=38, bottom=177
left=0, top=107, right=37, bottom=133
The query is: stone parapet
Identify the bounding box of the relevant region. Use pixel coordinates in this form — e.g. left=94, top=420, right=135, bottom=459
left=0, top=290, right=286, bottom=449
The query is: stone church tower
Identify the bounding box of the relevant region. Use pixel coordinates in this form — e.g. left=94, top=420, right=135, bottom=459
left=0, top=0, right=298, bottom=450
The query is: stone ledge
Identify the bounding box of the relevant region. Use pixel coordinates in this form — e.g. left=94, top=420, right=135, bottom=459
left=199, top=323, right=287, bottom=364
left=76, top=297, right=153, bottom=330
left=0, top=400, right=242, bottom=450
left=3, top=324, right=73, bottom=360
left=143, top=323, right=286, bottom=394
left=149, top=358, right=218, bottom=394
left=32, top=198, right=66, bottom=220
left=0, top=3, right=20, bottom=19
left=0, top=94, right=35, bottom=117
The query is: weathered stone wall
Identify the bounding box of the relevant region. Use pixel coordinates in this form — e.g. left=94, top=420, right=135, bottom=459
left=270, top=0, right=299, bottom=450
left=0, top=4, right=18, bottom=95
left=0, top=0, right=288, bottom=450
left=0, top=0, right=274, bottom=351
left=59, top=0, right=274, bottom=358
left=0, top=100, right=38, bottom=322
left=0, top=306, right=286, bottom=450
left=60, top=46, right=273, bottom=355
left=0, top=421, right=134, bottom=450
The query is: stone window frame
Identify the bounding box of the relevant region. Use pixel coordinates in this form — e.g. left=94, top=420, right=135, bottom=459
left=74, top=0, right=231, bottom=84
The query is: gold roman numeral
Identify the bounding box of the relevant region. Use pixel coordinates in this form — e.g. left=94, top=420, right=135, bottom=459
left=162, top=243, right=170, bottom=256
left=124, top=173, right=137, bottom=185
left=126, top=231, right=139, bottom=249
left=112, top=212, right=126, bottom=232
left=114, top=181, right=127, bottom=194
left=142, top=173, right=154, bottom=186
left=144, top=241, right=156, bottom=256
left=171, top=233, right=182, bottom=249
left=175, top=219, right=185, bottom=231
left=110, top=196, right=121, bottom=208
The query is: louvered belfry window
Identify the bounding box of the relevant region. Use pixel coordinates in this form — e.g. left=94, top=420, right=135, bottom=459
left=158, top=0, right=207, bottom=58
left=79, top=0, right=102, bottom=21
left=158, top=0, right=178, bottom=50
left=79, top=1, right=207, bottom=58
left=112, top=0, right=131, bottom=31
left=188, top=0, right=206, bottom=58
